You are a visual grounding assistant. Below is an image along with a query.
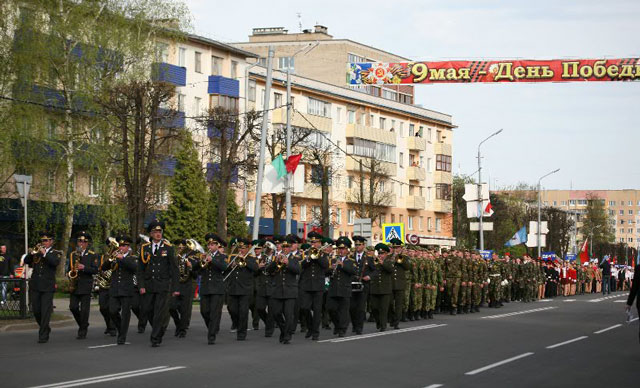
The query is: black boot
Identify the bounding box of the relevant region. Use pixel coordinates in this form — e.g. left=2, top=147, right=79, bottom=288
left=474, top=305, right=480, bottom=313
left=401, top=311, right=408, bottom=322
left=428, top=310, right=434, bottom=319
left=421, top=310, right=427, bottom=319
left=469, top=304, right=475, bottom=313
left=408, top=311, right=414, bottom=321
left=457, top=306, right=463, bottom=314
left=450, top=307, right=457, bottom=315
left=463, top=305, right=469, bottom=314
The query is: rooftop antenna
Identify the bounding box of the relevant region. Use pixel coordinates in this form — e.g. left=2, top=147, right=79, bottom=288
left=297, top=12, right=302, bottom=32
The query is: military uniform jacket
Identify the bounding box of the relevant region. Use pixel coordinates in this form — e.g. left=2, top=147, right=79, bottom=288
left=299, top=252, right=330, bottom=292
left=255, top=254, right=274, bottom=297
left=138, top=240, right=179, bottom=294
left=351, top=251, right=376, bottom=285
left=226, top=255, right=258, bottom=296
left=391, top=254, right=411, bottom=291
left=267, top=257, right=300, bottom=299
left=25, top=248, right=61, bottom=292
left=328, top=256, right=357, bottom=298
left=68, top=250, right=100, bottom=295
left=103, top=254, right=138, bottom=297
left=444, top=256, right=463, bottom=279
left=197, top=251, right=228, bottom=295
left=370, top=258, right=393, bottom=295
left=175, top=255, right=197, bottom=295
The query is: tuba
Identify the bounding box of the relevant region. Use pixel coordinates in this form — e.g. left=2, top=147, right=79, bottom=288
left=94, top=237, right=119, bottom=290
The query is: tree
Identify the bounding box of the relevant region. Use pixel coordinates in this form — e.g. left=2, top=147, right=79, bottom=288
left=581, top=193, right=615, bottom=247
left=200, top=107, right=260, bottom=240
left=161, top=131, right=209, bottom=242
left=208, top=182, right=248, bottom=239
left=348, top=157, right=393, bottom=227
left=452, top=174, right=478, bottom=249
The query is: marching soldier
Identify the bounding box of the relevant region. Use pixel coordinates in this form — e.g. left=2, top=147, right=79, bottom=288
left=197, top=233, right=228, bottom=345
left=299, top=231, right=330, bottom=340
left=138, top=221, right=179, bottom=347
left=267, top=235, right=301, bottom=344
left=250, top=239, right=263, bottom=331
left=103, top=236, right=138, bottom=345
left=321, top=238, right=334, bottom=330
left=24, top=232, right=61, bottom=343
left=226, top=238, right=259, bottom=341
left=255, top=240, right=275, bottom=337
left=327, top=236, right=356, bottom=337
left=370, top=243, right=393, bottom=331
left=131, top=236, right=148, bottom=334
left=389, top=238, right=411, bottom=328
left=349, top=235, right=375, bottom=334
left=67, top=231, right=99, bottom=339
left=170, top=239, right=196, bottom=338
left=97, top=242, right=117, bottom=337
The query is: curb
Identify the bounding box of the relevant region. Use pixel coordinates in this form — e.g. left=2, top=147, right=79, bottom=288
left=0, top=318, right=75, bottom=332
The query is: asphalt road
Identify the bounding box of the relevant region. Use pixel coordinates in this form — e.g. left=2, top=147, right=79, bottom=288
left=1, top=291, right=637, bottom=388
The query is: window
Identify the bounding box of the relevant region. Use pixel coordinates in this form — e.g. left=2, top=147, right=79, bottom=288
left=578, top=199, right=587, bottom=205
left=348, top=176, right=354, bottom=189
left=379, top=117, right=386, bottom=130
left=177, top=93, right=185, bottom=112
left=436, top=184, right=452, bottom=200
left=428, top=128, right=432, bottom=142
left=155, top=182, right=168, bottom=205
left=409, top=124, right=415, bottom=137
left=399, top=122, right=404, bottom=137
left=620, top=238, right=624, bottom=242
left=194, top=51, right=202, bottom=73
left=629, top=201, right=633, bottom=206
left=620, top=220, right=625, bottom=225
left=409, top=184, right=415, bottom=196
left=336, top=209, right=342, bottom=225
left=312, top=206, right=321, bottom=222
left=409, top=154, right=415, bottom=167
left=336, top=107, right=342, bottom=124
left=609, top=200, right=616, bottom=206
left=561, top=201, right=567, bottom=206
left=630, top=210, right=634, bottom=215
left=380, top=181, right=385, bottom=192
left=211, top=56, right=222, bottom=75
left=435, top=218, right=442, bottom=232
left=300, top=204, right=306, bottom=221
left=629, top=238, right=634, bottom=243
left=274, top=92, right=282, bottom=108
left=308, top=98, right=331, bottom=117
left=609, top=210, right=615, bottom=216
left=629, top=228, right=633, bottom=234
left=178, top=47, right=186, bottom=67
left=553, top=201, right=557, bottom=206
left=311, top=165, right=332, bottom=186
left=231, top=61, right=238, bottom=79
left=348, top=53, right=366, bottom=64
left=246, top=200, right=255, bottom=217
left=370, top=114, right=375, bottom=126
left=391, top=214, right=395, bottom=223
left=194, top=97, right=201, bottom=116
left=408, top=216, right=413, bottom=230
left=437, top=130, right=442, bottom=142
left=418, top=126, right=424, bottom=137
left=390, top=119, right=395, bottom=132
left=569, top=200, right=576, bottom=205
left=248, top=80, right=256, bottom=102
left=348, top=209, right=355, bottom=225
left=399, top=215, right=403, bottom=224
left=278, top=56, right=294, bottom=72
left=382, top=88, right=397, bottom=100
left=418, top=216, right=423, bottom=230
left=379, top=214, right=386, bottom=225
left=436, top=154, right=452, bottom=172
left=544, top=201, right=549, bottom=206
left=399, top=152, right=404, bottom=168
left=351, top=138, right=396, bottom=163
left=348, top=110, right=355, bottom=124
left=155, top=42, right=169, bottom=62
left=211, top=95, right=239, bottom=112
left=620, top=228, right=624, bottom=234
left=428, top=217, right=433, bottom=230
left=620, top=210, right=624, bottom=215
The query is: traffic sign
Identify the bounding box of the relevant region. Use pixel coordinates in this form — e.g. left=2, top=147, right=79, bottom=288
left=463, top=183, right=489, bottom=202
left=478, top=250, right=493, bottom=259
left=526, top=234, right=546, bottom=248
left=529, top=221, right=549, bottom=234
left=470, top=222, right=493, bottom=231
left=382, top=223, right=404, bottom=244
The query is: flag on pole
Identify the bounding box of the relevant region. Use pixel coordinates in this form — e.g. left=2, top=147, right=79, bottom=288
left=285, top=154, right=302, bottom=174
left=484, top=201, right=494, bottom=216
left=578, top=238, right=589, bottom=264
left=505, top=226, right=527, bottom=247
left=272, top=154, right=287, bottom=179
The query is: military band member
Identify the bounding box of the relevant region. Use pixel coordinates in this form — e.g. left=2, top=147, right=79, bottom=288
left=97, top=243, right=117, bottom=337
left=250, top=239, right=263, bottom=331
left=197, top=233, right=228, bottom=344
left=103, top=236, right=138, bottom=345
left=138, top=221, right=179, bottom=347
left=299, top=231, right=329, bottom=340
left=284, top=234, right=303, bottom=335
left=389, top=238, right=411, bottom=329
left=255, top=240, right=275, bottom=337
left=24, top=232, right=61, bottom=343
left=321, top=238, right=334, bottom=330
left=267, top=235, right=301, bottom=344
left=226, top=238, right=259, bottom=341
left=327, top=236, right=356, bottom=337
left=370, top=243, right=393, bottom=331
left=131, top=236, right=148, bottom=334
left=170, top=239, right=196, bottom=338
left=349, top=235, right=375, bottom=335
left=67, top=231, right=99, bottom=339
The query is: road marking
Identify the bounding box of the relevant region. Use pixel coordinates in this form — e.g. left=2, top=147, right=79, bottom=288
left=87, top=343, right=130, bottom=349
left=422, top=385, right=443, bottom=388
left=537, top=299, right=552, bottom=302
left=28, top=366, right=186, bottom=388
left=464, top=352, right=534, bottom=375
left=588, top=295, right=621, bottom=303
left=546, top=336, right=588, bottom=349
left=594, top=324, right=621, bottom=334
left=613, top=300, right=627, bottom=303
left=318, top=324, right=447, bottom=343
left=629, top=317, right=639, bottom=323
left=481, top=306, right=557, bottom=319
left=563, top=299, right=576, bottom=302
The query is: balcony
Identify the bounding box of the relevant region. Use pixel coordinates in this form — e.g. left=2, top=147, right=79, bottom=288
left=346, top=124, right=396, bottom=146
left=272, top=108, right=332, bottom=132
left=208, top=75, right=239, bottom=98
left=434, top=170, right=453, bottom=184
left=435, top=142, right=452, bottom=156
left=293, top=184, right=323, bottom=200
left=345, top=188, right=397, bottom=208
left=206, top=163, right=238, bottom=183
left=407, top=166, right=426, bottom=181
left=432, top=199, right=453, bottom=213
left=156, top=108, right=185, bottom=128
left=157, top=156, right=177, bottom=177
left=405, top=195, right=426, bottom=210
left=345, top=155, right=397, bottom=176
left=151, top=62, right=186, bottom=86
left=407, top=136, right=427, bottom=151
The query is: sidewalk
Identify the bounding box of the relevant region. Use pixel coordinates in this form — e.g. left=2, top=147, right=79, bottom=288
left=0, top=297, right=87, bottom=332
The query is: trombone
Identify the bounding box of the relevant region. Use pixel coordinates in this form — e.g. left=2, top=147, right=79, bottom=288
left=224, top=245, right=256, bottom=281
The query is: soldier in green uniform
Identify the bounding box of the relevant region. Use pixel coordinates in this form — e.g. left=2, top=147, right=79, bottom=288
left=405, top=247, right=418, bottom=321
left=370, top=243, right=393, bottom=331
left=389, top=238, right=411, bottom=329
left=488, top=253, right=503, bottom=308
left=460, top=251, right=473, bottom=314
left=470, top=253, right=484, bottom=313
left=444, top=249, right=464, bottom=315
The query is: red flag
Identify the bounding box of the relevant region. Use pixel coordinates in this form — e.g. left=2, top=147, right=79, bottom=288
left=483, top=201, right=494, bottom=216
left=285, top=154, right=302, bottom=174
left=578, top=239, right=589, bottom=264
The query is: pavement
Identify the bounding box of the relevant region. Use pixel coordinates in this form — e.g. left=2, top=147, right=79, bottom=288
left=0, top=291, right=638, bottom=388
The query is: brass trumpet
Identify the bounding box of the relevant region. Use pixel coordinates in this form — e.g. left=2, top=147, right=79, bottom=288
left=30, top=243, right=44, bottom=264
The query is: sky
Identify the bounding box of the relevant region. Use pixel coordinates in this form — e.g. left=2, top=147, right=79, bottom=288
left=184, top=0, right=640, bottom=191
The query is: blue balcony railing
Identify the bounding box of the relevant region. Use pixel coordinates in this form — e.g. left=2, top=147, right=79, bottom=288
left=208, top=75, right=239, bottom=97
left=156, top=108, right=185, bottom=128
left=151, top=62, right=187, bottom=86
left=206, top=162, right=238, bottom=183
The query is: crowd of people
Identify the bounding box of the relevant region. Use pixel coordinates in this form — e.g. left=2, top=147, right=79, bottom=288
left=5, top=223, right=639, bottom=346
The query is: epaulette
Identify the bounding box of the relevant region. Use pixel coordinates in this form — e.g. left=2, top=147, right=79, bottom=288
left=163, top=239, right=172, bottom=246
left=88, top=250, right=95, bottom=254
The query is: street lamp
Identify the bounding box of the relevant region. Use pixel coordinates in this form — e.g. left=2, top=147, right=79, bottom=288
left=537, top=168, right=560, bottom=258
left=13, top=174, right=32, bottom=256
left=285, top=42, right=319, bottom=235
left=477, top=128, right=503, bottom=250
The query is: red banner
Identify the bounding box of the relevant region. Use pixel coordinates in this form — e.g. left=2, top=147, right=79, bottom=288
left=347, top=58, right=640, bottom=85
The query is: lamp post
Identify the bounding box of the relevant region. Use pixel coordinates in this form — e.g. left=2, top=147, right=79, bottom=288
left=537, top=168, right=560, bottom=258
left=285, top=42, right=318, bottom=235
left=13, top=174, right=32, bottom=256
left=477, top=128, right=503, bottom=250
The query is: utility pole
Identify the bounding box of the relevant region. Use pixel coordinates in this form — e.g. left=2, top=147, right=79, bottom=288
left=252, top=47, right=274, bottom=240
left=359, top=159, right=365, bottom=215
left=537, top=168, right=560, bottom=258
left=243, top=60, right=260, bottom=211
left=477, top=129, right=503, bottom=250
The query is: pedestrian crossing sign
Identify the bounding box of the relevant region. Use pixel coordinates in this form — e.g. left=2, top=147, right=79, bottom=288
left=382, top=223, right=404, bottom=244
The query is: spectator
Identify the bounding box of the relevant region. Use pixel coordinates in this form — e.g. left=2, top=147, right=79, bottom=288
left=611, top=265, right=618, bottom=292
left=600, top=256, right=611, bottom=295
left=0, top=244, right=15, bottom=305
